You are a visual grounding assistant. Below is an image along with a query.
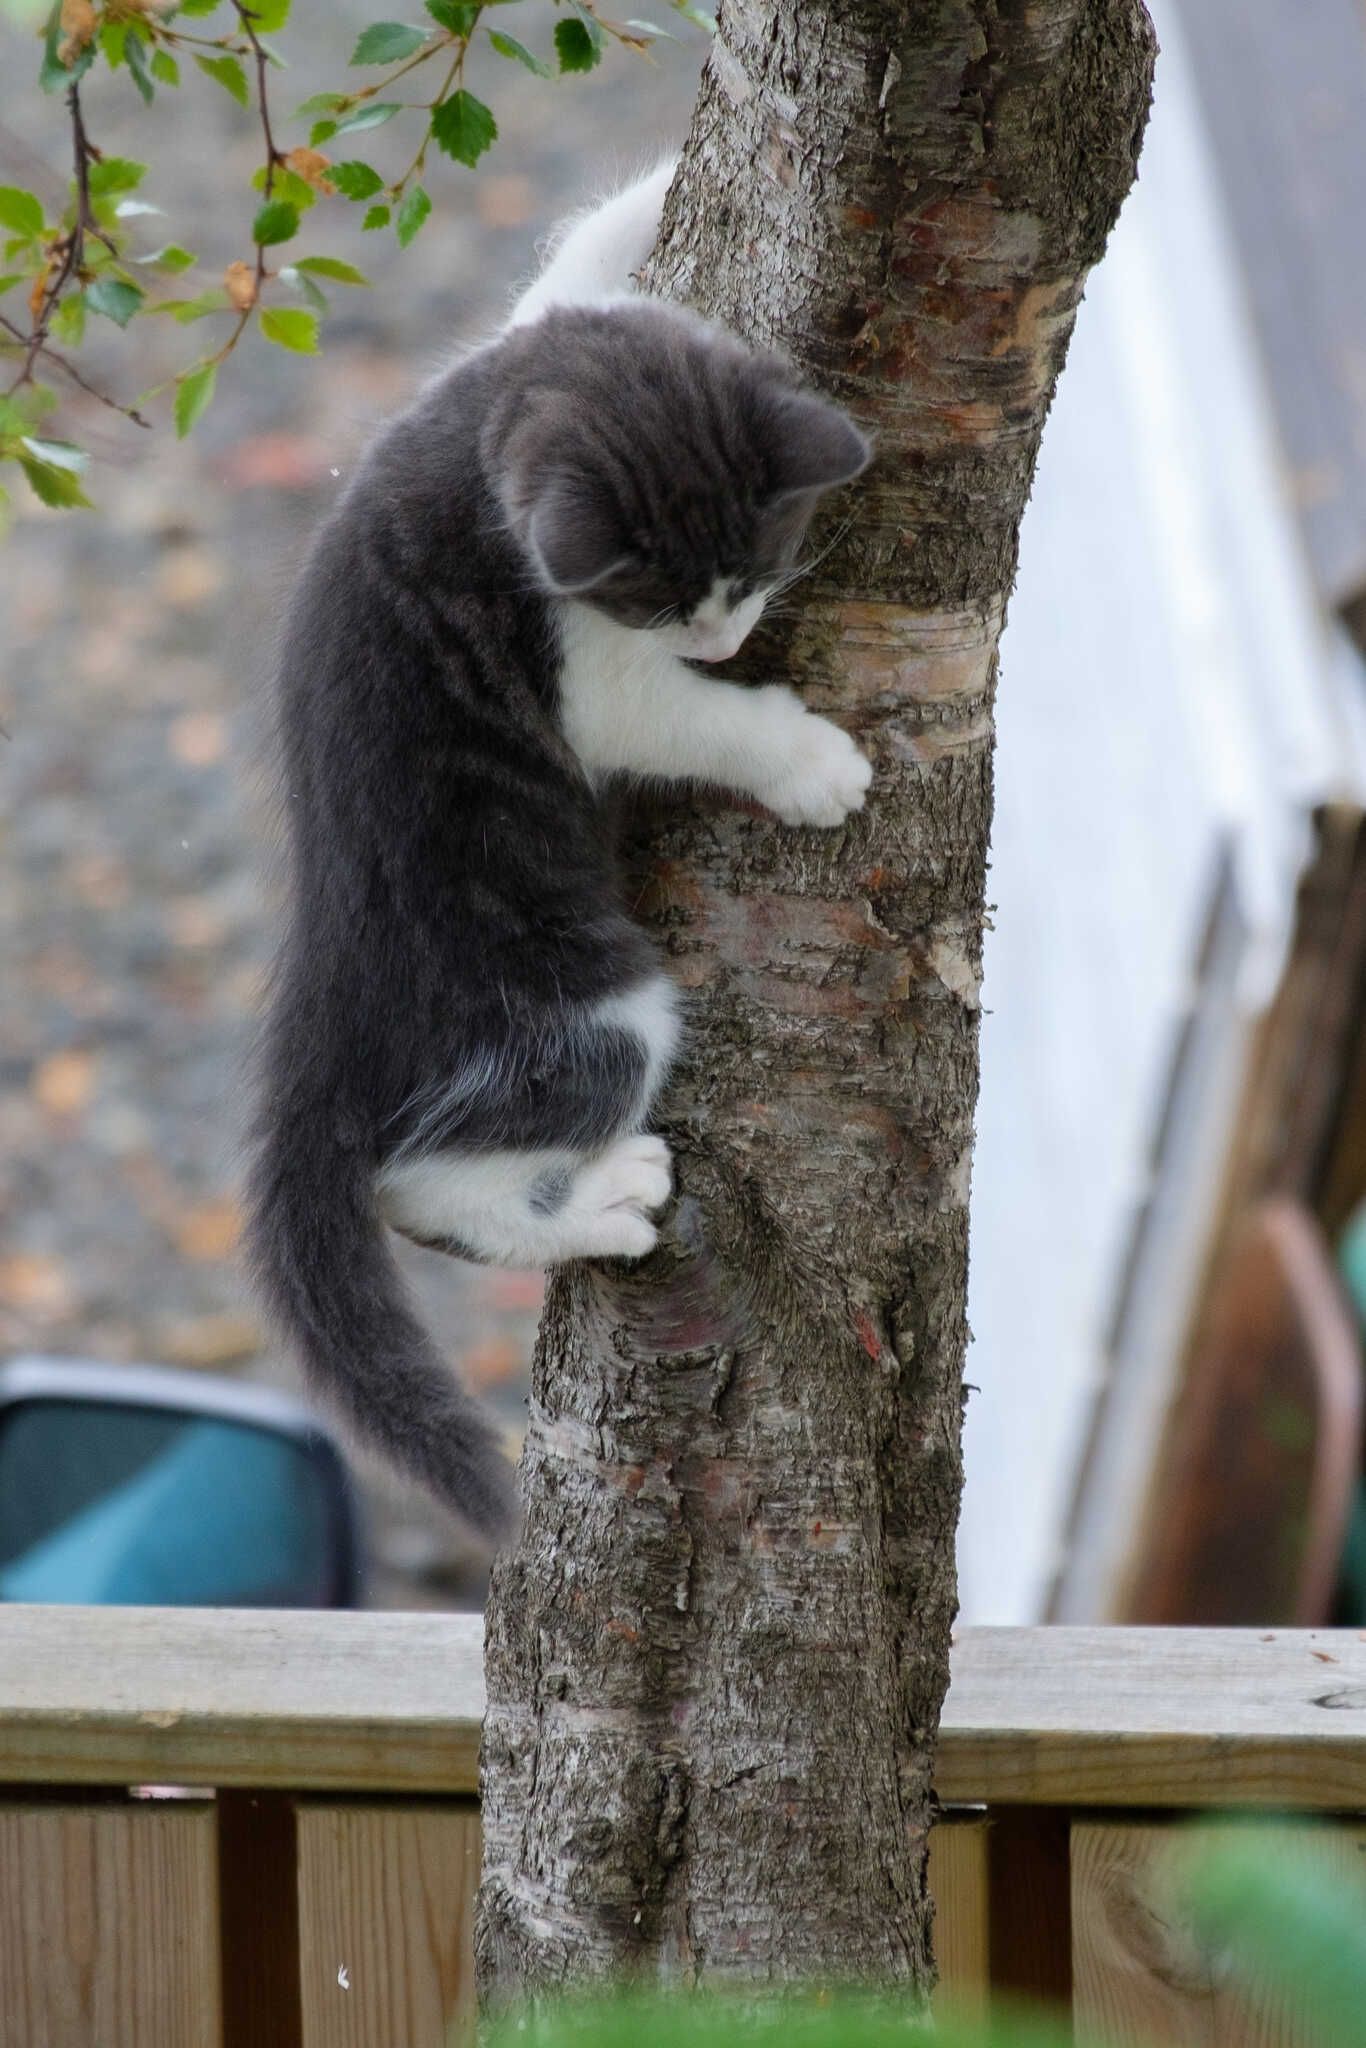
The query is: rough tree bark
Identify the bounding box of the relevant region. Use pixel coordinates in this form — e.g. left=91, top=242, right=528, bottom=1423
left=479, top=0, right=1156, bottom=2002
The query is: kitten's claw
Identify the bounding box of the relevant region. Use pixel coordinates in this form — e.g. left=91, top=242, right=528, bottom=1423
left=754, top=688, right=873, bottom=828
left=566, top=1133, right=673, bottom=1260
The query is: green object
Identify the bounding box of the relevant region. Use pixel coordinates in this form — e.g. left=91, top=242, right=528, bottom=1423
left=1338, top=1482, right=1366, bottom=1624
left=487, top=1992, right=1071, bottom=2048
left=1186, top=1830, right=1366, bottom=2048
left=1339, top=1199, right=1366, bottom=1328
left=1334, top=1200, right=1366, bottom=1623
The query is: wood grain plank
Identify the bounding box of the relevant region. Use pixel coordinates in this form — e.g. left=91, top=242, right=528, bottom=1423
left=1, top=1613, right=1364, bottom=1810
left=935, top=1626, right=1366, bottom=1811
left=0, top=1800, right=221, bottom=2048
left=0, top=1606, right=484, bottom=1794
left=1072, top=1821, right=1366, bottom=2046
left=295, top=1802, right=479, bottom=2048
left=928, top=1814, right=990, bottom=2021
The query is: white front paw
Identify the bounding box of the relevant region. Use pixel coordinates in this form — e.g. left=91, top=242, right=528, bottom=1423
left=756, top=688, right=873, bottom=828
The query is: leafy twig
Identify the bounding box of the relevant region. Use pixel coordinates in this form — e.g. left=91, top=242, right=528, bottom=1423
left=390, top=14, right=479, bottom=200
left=233, top=1, right=282, bottom=204
left=0, top=0, right=717, bottom=517
left=199, top=0, right=288, bottom=369
left=5, top=80, right=95, bottom=398
left=0, top=311, right=151, bottom=427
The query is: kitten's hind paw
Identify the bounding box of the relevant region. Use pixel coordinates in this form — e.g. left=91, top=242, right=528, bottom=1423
left=754, top=689, right=873, bottom=828
left=562, top=1134, right=673, bottom=1262
left=579, top=1132, right=673, bottom=1219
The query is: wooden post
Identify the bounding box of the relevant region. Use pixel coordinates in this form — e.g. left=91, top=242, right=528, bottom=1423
left=295, top=1802, right=479, bottom=2048
left=0, top=1797, right=221, bottom=2048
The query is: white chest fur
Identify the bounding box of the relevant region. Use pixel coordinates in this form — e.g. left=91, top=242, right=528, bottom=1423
left=554, top=601, right=693, bottom=786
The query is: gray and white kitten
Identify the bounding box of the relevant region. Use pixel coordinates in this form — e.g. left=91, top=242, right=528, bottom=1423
left=246, top=166, right=872, bottom=1533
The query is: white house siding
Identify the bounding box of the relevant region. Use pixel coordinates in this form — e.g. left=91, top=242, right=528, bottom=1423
left=956, top=0, right=1361, bottom=1623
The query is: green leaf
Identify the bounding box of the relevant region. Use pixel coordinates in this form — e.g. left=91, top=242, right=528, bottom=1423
left=293, top=256, right=370, bottom=284
left=252, top=199, right=300, bottom=247
left=308, top=119, right=339, bottom=146
left=425, top=0, right=477, bottom=30
left=350, top=21, right=429, bottom=64
left=85, top=277, right=145, bottom=328
left=361, top=203, right=391, bottom=231
left=0, top=273, right=26, bottom=298
left=330, top=160, right=385, bottom=201
left=625, top=17, right=677, bottom=37
left=567, top=1, right=607, bottom=46
left=672, top=1, right=717, bottom=29
left=251, top=165, right=318, bottom=213
left=39, top=6, right=96, bottom=93
left=176, top=0, right=224, bottom=15
left=194, top=53, right=250, bottom=107
left=125, top=33, right=155, bottom=103
left=20, top=436, right=87, bottom=474
left=244, top=0, right=292, bottom=29
left=429, top=90, right=496, bottom=167
left=488, top=29, right=551, bottom=75
left=51, top=292, right=86, bottom=342
left=19, top=454, right=92, bottom=510
left=136, top=244, right=197, bottom=274
left=331, top=102, right=403, bottom=135
left=295, top=91, right=349, bottom=117
left=288, top=269, right=330, bottom=313
left=152, top=289, right=231, bottom=323
left=0, top=188, right=43, bottom=240
left=554, top=18, right=600, bottom=71
left=150, top=48, right=181, bottom=85
left=174, top=362, right=218, bottom=438
left=15, top=382, right=58, bottom=422
left=87, top=158, right=148, bottom=199
left=260, top=306, right=318, bottom=353
left=99, top=18, right=128, bottom=67
left=395, top=184, right=431, bottom=247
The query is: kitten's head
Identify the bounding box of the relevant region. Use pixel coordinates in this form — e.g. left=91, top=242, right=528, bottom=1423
left=488, top=302, right=870, bottom=663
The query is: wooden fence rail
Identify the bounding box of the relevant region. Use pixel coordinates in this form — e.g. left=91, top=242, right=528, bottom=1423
left=1, top=1615, right=1363, bottom=2045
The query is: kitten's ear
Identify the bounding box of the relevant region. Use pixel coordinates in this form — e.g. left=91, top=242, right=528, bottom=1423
left=768, top=392, right=872, bottom=498
left=527, top=479, right=631, bottom=595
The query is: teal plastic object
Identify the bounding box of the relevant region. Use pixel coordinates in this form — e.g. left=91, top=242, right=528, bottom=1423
left=1341, top=1198, right=1366, bottom=1330
left=0, top=1411, right=334, bottom=1605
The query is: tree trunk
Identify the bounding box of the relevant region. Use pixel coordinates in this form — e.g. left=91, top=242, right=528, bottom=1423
left=478, top=0, right=1155, bottom=2002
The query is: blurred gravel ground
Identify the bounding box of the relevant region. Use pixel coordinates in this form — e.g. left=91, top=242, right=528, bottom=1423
left=0, top=7, right=703, bottom=1602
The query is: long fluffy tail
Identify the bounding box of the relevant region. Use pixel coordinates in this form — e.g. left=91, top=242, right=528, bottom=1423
left=246, top=1122, right=518, bottom=1541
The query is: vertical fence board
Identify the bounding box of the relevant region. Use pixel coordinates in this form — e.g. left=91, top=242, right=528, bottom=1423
left=928, top=1813, right=991, bottom=2020
left=0, top=1800, right=221, bottom=2048
left=296, top=1802, right=479, bottom=2048
left=1071, top=1820, right=1366, bottom=2045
